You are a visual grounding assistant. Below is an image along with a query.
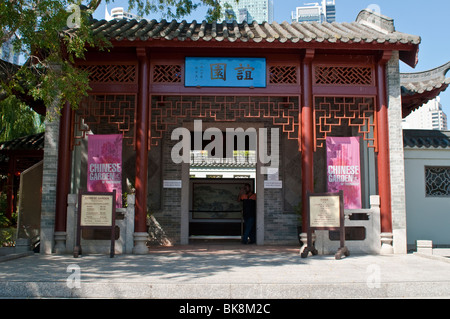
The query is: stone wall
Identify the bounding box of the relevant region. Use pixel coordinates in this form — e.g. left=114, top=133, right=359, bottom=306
left=40, top=115, right=60, bottom=254
left=386, top=51, right=408, bottom=254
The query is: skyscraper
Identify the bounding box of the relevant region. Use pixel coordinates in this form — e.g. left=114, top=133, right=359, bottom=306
left=0, top=35, right=20, bottom=65
left=292, top=0, right=336, bottom=23
left=402, top=97, right=448, bottom=131
left=105, top=6, right=142, bottom=21
left=219, top=0, right=274, bottom=24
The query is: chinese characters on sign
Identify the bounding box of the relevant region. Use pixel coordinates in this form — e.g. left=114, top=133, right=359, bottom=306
left=235, top=64, right=255, bottom=81
left=186, top=57, right=266, bottom=88
left=211, top=63, right=227, bottom=81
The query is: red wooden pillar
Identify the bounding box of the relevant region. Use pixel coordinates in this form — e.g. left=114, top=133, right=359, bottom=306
left=301, top=49, right=315, bottom=231
left=134, top=48, right=150, bottom=236
left=54, top=102, right=72, bottom=233
left=5, top=153, right=16, bottom=220
left=376, top=51, right=393, bottom=234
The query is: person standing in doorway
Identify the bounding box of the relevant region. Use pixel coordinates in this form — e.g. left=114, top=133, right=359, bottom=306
left=238, top=183, right=257, bottom=244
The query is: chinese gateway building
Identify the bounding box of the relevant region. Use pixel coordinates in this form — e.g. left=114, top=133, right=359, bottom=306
left=37, top=9, right=433, bottom=255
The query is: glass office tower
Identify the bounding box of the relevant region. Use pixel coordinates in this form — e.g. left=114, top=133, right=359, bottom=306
left=219, top=0, right=274, bottom=23
left=292, top=0, right=336, bottom=23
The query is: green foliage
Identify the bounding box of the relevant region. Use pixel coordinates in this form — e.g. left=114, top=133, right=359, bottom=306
left=0, top=227, right=16, bottom=247
left=0, top=95, right=44, bottom=142
left=0, top=191, right=16, bottom=246
left=0, top=0, right=235, bottom=119
left=0, top=193, right=9, bottom=227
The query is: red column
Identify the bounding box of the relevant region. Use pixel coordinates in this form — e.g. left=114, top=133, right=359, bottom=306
left=301, top=49, right=315, bottom=231
left=5, top=153, right=15, bottom=220
left=54, top=102, right=73, bottom=233
left=376, top=51, right=393, bottom=234
left=134, top=48, right=150, bottom=233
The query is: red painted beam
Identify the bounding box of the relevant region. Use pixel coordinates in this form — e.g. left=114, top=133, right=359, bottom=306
left=110, top=39, right=417, bottom=54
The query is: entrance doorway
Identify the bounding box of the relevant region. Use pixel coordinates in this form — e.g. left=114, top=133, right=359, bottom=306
left=188, top=128, right=257, bottom=242
left=188, top=178, right=255, bottom=241
left=154, top=95, right=299, bottom=245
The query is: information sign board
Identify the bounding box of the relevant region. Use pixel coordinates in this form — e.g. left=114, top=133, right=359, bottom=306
left=301, top=191, right=350, bottom=260
left=74, top=190, right=116, bottom=258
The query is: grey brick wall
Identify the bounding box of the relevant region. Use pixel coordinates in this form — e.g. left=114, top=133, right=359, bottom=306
left=40, top=115, right=60, bottom=254
left=386, top=51, right=407, bottom=254
left=264, top=188, right=298, bottom=245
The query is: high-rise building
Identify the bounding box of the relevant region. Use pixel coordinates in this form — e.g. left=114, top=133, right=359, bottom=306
left=219, top=0, right=274, bottom=24
left=292, top=0, right=336, bottom=23
left=105, top=6, right=142, bottom=21
left=0, top=35, right=20, bottom=65
left=402, top=97, right=448, bottom=131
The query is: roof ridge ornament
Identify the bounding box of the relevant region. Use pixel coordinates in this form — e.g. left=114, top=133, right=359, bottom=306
left=356, top=7, right=395, bottom=35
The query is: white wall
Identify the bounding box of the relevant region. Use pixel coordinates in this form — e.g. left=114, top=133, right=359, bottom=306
left=404, top=148, right=450, bottom=248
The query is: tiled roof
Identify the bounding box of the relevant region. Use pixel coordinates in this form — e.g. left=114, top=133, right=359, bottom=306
left=0, top=133, right=44, bottom=152
left=401, top=61, right=450, bottom=117
left=401, top=62, right=450, bottom=95
left=190, top=162, right=257, bottom=168
left=91, top=9, right=420, bottom=46
left=403, top=129, right=450, bottom=149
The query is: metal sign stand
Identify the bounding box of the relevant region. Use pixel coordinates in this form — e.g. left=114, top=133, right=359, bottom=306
left=301, top=190, right=349, bottom=260
left=74, top=190, right=116, bottom=258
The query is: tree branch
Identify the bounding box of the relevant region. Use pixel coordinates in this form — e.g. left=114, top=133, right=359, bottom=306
left=87, top=0, right=102, bottom=11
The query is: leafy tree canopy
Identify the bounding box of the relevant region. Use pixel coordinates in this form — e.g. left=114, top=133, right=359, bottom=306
left=0, top=0, right=233, bottom=121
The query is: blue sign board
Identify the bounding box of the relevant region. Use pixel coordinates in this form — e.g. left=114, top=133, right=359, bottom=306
left=185, top=57, right=267, bottom=88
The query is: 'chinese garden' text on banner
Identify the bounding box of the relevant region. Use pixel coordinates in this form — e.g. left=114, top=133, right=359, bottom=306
left=326, top=137, right=362, bottom=209
left=87, top=134, right=122, bottom=208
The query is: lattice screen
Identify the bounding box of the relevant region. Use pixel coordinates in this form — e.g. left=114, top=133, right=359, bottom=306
left=314, top=96, right=377, bottom=151
left=152, top=64, right=182, bottom=83
left=150, top=95, right=300, bottom=147
left=78, top=65, right=137, bottom=83
left=269, top=66, right=298, bottom=84
left=72, top=94, right=137, bottom=149
left=315, top=66, right=373, bottom=86
left=425, top=167, right=450, bottom=197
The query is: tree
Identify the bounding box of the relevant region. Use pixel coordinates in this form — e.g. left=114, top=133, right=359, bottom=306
left=0, top=95, right=44, bottom=142
left=0, top=0, right=233, bottom=119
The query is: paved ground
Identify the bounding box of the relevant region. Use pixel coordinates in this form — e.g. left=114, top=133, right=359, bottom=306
left=0, top=245, right=449, bottom=299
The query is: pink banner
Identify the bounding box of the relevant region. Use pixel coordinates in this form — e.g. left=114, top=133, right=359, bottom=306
left=326, top=137, right=362, bottom=209
left=88, top=134, right=122, bottom=208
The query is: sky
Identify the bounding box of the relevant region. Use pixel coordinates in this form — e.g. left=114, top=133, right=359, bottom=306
left=93, top=0, right=450, bottom=115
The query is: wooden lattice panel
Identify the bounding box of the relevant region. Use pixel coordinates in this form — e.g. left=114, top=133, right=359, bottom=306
left=72, top=94, right=137, bottom=148
left=269, top=66, right=298, bottom=84
left=150, top=96, right=300, bottom=147
left=152, top=64, right=182, bottom=83
left=78, top=65, right=137, bottom=83
left=315, top=66, right=373, bottom=86
left=314, top=96, right=377, bottom=151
